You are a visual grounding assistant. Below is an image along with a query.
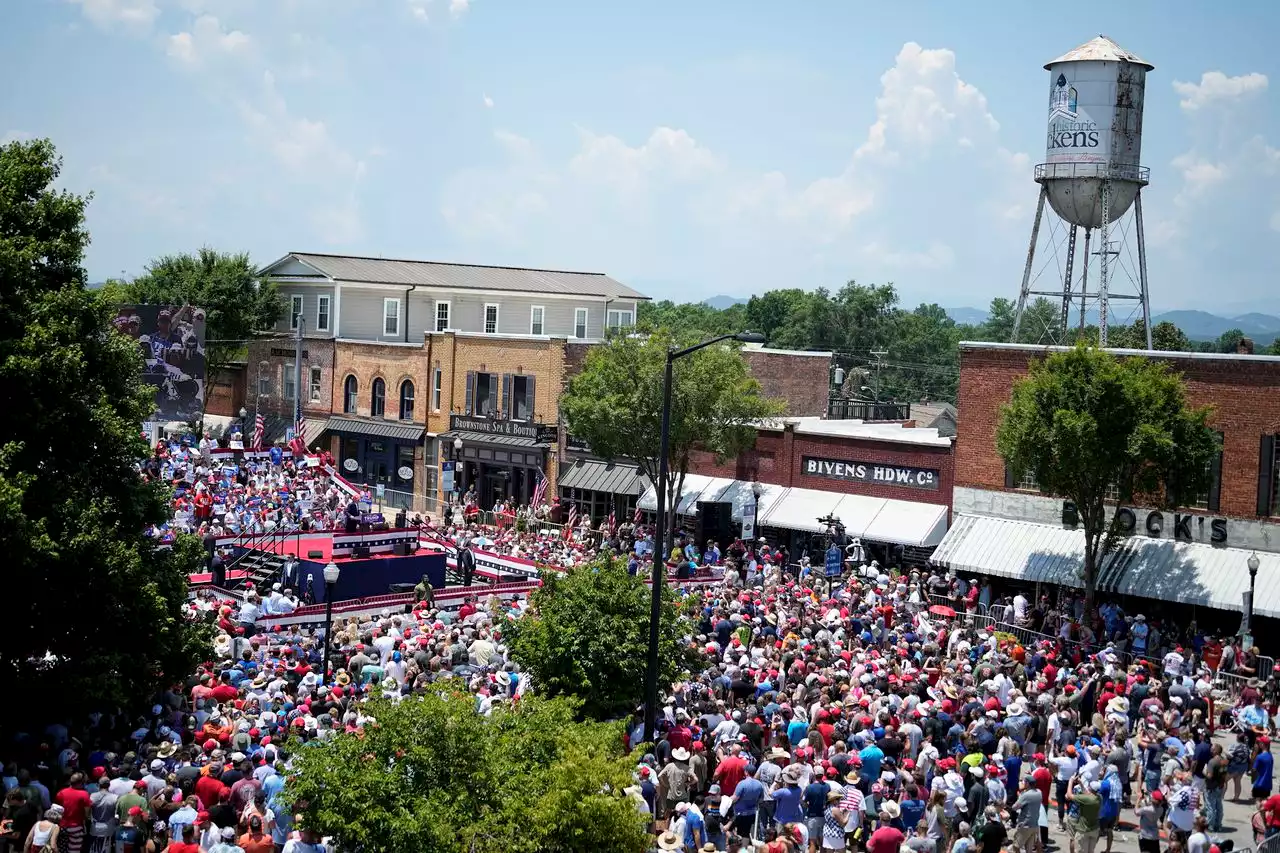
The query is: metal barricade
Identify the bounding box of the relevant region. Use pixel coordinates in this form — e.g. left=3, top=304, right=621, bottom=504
left=1258, top=655, right=1276, bottom=682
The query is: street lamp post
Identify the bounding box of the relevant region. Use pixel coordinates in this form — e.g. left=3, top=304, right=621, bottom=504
left=322, top=560, right=341, bottom=684
left=643, top=330, right=765, bottom=745
left=1247, top=551, right=1260, bottom=635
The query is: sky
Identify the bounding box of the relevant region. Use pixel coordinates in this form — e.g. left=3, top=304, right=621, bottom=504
left=2, top=1, right=1278, bottom=315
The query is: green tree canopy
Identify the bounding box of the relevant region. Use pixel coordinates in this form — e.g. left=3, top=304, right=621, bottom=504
left=503, top=555, right=702, bottom=720
left=284, top=689, right=650, bottom=853
left=561, top=330, right=782, bottom=531
left=120, top=247, right=282, bottom=414
left=996, top=346, right=1218, bottom=609
left=0, top=139, right=208, bottom=721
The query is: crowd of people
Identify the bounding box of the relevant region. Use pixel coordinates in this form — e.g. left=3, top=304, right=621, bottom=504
left=10, top=445, right=1261, bottom=853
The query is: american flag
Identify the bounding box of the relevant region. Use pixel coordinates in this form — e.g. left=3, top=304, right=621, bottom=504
left=564, top=504, right=577, bottom=539
left=251, top=413, right=265, bottom=450
left=531, top=470, right=547, bottom=509
left=608, top=511, right=616, bottom=531
left=633, top=505, right=642, bottom=524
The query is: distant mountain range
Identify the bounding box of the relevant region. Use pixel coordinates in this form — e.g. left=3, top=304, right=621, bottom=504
left=702, top=295, right=748, bottom=310
left=945, top=306, right=1280, bottom=345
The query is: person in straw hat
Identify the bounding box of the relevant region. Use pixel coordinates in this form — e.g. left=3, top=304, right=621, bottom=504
left=658, top=747, right=694, bottom=829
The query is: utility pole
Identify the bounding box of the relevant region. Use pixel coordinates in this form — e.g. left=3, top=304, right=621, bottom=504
left=869, top=350, right=888, bottom=403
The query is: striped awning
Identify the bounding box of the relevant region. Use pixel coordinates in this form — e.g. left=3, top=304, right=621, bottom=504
left=931, top=514, right=1280, bottom=618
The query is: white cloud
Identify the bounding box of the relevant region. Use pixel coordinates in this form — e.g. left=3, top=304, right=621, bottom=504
left=68, top=0, right=159, bottom=32
left=483, top=94, right=494, bottom=109
left=166, top=15, right=252, bottom=67
left=407, top=1, right=428, bottom=22
left=440, top=42, right=1028, bottom=288
left=1172, top=71, right=1268, bottom=112
left=450, top=0, right=469, bottom=17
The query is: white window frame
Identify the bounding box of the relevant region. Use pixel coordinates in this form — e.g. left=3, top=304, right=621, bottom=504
left=316, top=295, right=331, bottom=332
left=574, top=307, right=588, bottom=339
left=383, top=297, right=400, bottom=337
left=289, top=295, right=304, bottom=330
left=282, top=363, right=296, bottom=401
left=435, top=300, right=451, bottom=332
left=309, top=366, right=322, bottom=402
left=530, top=305, right=545, bottom=335
left=606, top=309, right=634, bottom=331
left=484, top=303, right=500, bottom=335
left=431, top=368, right=443, bottom=411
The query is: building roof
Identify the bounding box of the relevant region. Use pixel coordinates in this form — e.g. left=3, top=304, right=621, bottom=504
left=1045, top=35, right=1153, bottom=70
left=324, top=415, right=425, bottom=443
left=557, top=458, right=650, bottom=496
left=263, top=252, right=648, bottom=301
left=741, top=343, right=833, bottom=359
left=758, top=416, right=952, bottom=448
left=910, top=402, right=957, bottom=437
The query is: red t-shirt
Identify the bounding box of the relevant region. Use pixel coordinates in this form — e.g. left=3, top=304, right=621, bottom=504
left=1033, top=766, right=1053, bottom=805
left=194, top=775, right=227, bottom=811
left=714, top=755, right=748, bottom=796
left=55, top=786, right=92, bottom=827
left=1262, top=793, right=1280, bottom=828
left=166, top=843, right=201, bottom=853
left=210, top=684, right=239, bottom=703
left=867, top=826, right=906, bottom=853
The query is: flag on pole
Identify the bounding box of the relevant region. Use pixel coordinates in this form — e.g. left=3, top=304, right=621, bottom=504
left=251, top=413, right=265, bottom=451
left=633, top=505, right=642, bottom=524
left=565, top=504, right=577, bottom=539
left=531, top=470, right=547, bottom=509
left=608, top=511, right=616, bottom=531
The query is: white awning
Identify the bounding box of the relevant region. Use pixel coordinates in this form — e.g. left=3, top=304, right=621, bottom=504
left=637, top=474, right=733, bottom=517
left=860, top=500, right=949, bottom=547
left=758, top=486, right=848, bottom=533
left=931, top=514, right=1280, bottom=618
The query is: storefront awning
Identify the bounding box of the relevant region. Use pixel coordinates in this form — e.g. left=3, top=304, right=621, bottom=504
left=758, top=486, right=847, bottom=533
left=857, top=499, right=949, bottom=547
left=637, top=474, right=731, bottom=517
left=440, top=429, right=540, bottom=448
left=325, top=415, right=424, bottom=443
left=557, top=458, right=650, bottom=496
left=931, top=514, right=1280, bottom=618
left=300, top=416, right=328, bottom=445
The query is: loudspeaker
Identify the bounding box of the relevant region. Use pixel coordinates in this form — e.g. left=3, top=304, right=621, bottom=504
left=393, top=541, right=409, bottom=556
left=353, top=545, right=370, bottom=559
left=695, top=501, right=734, bottom=547
left=307, top=550, right=324, bottom=560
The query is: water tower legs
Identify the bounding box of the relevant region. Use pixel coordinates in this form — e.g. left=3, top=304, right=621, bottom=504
left=1059, top=225, right=1078, bottom=340
left=1011, top=186, right=1048, bottom=343
left=1134, top=189, right=1153, bottom=350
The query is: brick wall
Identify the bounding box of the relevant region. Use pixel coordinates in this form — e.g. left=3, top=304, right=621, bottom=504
left=246, top=337, right=336, bottom=420
left=957, top=343, right=1280, bottom=519
left=690, top=425, right=954, bottom=507
left=332, top=341, right=422, bottom=420
left=743, top=350, right=832, bottom=416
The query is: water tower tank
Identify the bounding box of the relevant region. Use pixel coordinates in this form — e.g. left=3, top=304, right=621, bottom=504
left=1037, top=35, right=1152, bottom=228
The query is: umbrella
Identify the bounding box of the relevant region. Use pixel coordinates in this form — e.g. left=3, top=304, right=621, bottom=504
left=929, top=604, right=957, bottom=618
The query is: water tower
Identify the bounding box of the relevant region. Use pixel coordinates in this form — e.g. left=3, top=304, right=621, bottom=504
left=1011, top=35, right=1154, bottom=348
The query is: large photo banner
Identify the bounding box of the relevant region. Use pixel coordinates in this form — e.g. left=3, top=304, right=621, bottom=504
left=111, top=305, right=207, bottom=421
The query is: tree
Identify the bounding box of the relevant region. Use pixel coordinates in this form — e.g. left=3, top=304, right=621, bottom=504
left=503, top=555, right=702, bottom=720
left=284, top=689, right=650, bottom=853
left=121, top=248, right=282, bottom=415
left=745, top=288, right=809, bottom=342
left=881, top=303, right=961, bottom=402
left=637, top=298, right=742, bottom=339
left=1112, top=319, right=1192, bottom=352
left=996, top=346, right=1218, bottom=611
left=561, top=330, right=782, bottom=536
left=0, top=139, right=209, bottom=721
left=1215, top=327, right=1246, bottom=354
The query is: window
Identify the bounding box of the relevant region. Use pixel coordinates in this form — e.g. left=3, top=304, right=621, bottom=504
left=399, top=380, right=415, bottom=421
left=309, top=366, right=322, bottom=403
left=530, top=305, right=545, bottom=336
left=512, top=375, right=535, bottom=422
left=471, top=372, right=498, bottom=416
left=435, top=300, right=450, bottom=332
left=289, top=295, right=304, bottom=330
left=484, top=303, right=500, bottom=335
left=431, top=368, right=443, bottom=411
left=383, top=298, right=400, bottom=337
left=606, top=309, right=634, bottom=331
left=282, top=363, right=296, bottom=401
left=257, top=371, right=271, bottom=398
left=371, top=378, right=386, bottom=417
left=1103, top=481, right=1122, bottom=503
left=574, top=307, right=588, bottom=339
left=1017, top=469, right=1039, bottom=491
left=343, top=375, right=358, bottom=414
left=316, top=295, right=331, bottom=332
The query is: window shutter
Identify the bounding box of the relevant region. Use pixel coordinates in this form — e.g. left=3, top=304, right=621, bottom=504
left=501, top=373, right=512, bottom=420
left=525, top=375, right=536, bottom=423
left=465, top=371, right=475, bottom=416
left=1004, top=463, right=1015, bottom=489
left=1208, top=433, right=1223, bottom=513
left=1259, top=434, right=1276, bottom=517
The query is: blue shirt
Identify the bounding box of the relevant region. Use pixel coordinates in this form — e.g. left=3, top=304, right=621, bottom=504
left=773, top=786, right=804, bottom=823
left=900, top=797, right=926, bottom=829
left=733, top=778, right=765, bottom=816
left=859, top=745, right=884, bottom=780
left=1255, top=750, right=1274, bottom=792
left=803, top=782, right=829, bottom=818
left=683, top=809, right=705, bottom=849
left=787, top=721, right=809, bottom=745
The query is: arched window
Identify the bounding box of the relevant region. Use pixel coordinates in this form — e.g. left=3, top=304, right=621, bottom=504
left=343, top=375, right=358, bottom=413
left=371, top=378, right=386, bottom=417
left=399, top=379, right=415, bottom=421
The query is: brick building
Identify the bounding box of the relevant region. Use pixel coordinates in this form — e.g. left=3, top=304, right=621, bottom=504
left=740, top=345, right=833, bottom=416
left=933, top=341, right=1280, bottom=620
left=666, top=416, right=954, bottom=565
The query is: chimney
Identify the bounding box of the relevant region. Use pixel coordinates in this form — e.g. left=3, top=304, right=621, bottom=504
left=1238, top=337, right=1256, bottom=355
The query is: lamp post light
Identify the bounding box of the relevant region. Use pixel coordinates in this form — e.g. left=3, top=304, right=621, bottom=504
left=1247, top=551, right=1261, bottom=635
left=322, top=560, right=341, bottom=684
left=643, top=330, right=766, bottom=745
